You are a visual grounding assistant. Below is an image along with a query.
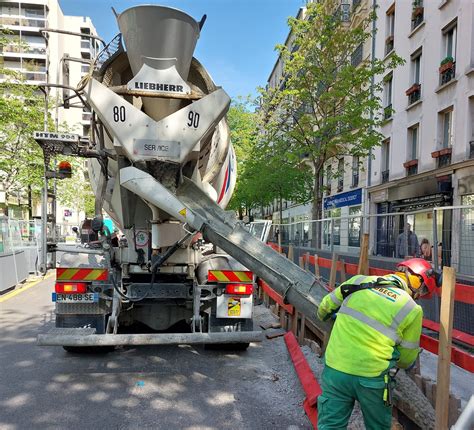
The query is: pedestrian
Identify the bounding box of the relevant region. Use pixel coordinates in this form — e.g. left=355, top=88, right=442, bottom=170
left=420, top=238, right=432, bottom=261
left=316, top=258, right=440, bottom=430
left=295, top=230, right=300, bottom=246
left=274, top=228, right=279, bottom=243
left=396, top=223, right=420, bottom=258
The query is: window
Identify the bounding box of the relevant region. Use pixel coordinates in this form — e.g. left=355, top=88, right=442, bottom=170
left=382, top=139, right=390, bottom=183
left=407, top=51, right=422, bottom=104
left=441, top=110, right=453, bottom=148
left=385, top=6, right=395, bottom=55
left=337, top=158, right=344, bottom=192
left=326, top=164, right=332, bottom=194
left=351, top=156, right=359, bottom=188
left=409, top=125, right=419, bottom=160
left=443, top=22, right=457, bottom=60
left=412, top=52, right=421, bottom=85
left=348, top=206, right=362, bottom=247
left=384, top=74, right=393, bottom=119
left=351, top=43, right=363, bottom=67
left=324, top=208, right=341, bottom=246
left=440, top=21, right=457, bottom=85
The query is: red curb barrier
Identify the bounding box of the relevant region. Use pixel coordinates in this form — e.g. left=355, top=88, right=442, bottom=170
left=284, top=331, right=322, bottom=429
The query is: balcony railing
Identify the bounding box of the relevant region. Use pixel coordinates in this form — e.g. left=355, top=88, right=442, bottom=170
left=383, top=104, right=392, bottom=120
left=23, top=72, right=46, bottom=81
left=439, top=58, right=455, bottom=85
left=437, top=153, right=451, bottom=168
left=406, top=83, right=421, bottom=105
left=407, top=165, right=418, bottom=176
left=1, top=44, right=46, bottom=56
left=381, top=170, right=390, bottom=183
left=0, top=17, right=46, bottom=27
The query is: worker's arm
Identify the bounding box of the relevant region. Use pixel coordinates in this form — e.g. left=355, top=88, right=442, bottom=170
left=317, top=286, right=344, bottom=321
left=396, top=303, right=423, bottom=369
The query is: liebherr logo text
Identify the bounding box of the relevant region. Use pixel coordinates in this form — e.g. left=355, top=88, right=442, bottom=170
left=135, top=82, right=184, bottom=92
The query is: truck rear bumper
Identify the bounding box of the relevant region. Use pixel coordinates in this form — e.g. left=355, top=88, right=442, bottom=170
left=37, top=328, right=263, bottom=346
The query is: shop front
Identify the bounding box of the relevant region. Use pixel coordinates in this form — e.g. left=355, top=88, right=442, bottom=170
left=322, top=188, right=363, bottom=252
left=370, top=175, right=452, bottom=263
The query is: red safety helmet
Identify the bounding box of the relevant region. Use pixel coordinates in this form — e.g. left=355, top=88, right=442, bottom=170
left=396, top=258, right=441, bottom=298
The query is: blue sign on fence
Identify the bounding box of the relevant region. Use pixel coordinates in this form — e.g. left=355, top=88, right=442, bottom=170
left=324, top=188, right=362, bottom=210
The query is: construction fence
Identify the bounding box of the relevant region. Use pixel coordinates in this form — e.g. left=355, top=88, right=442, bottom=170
left=270, top=205, right=474, bottom=278
left=0, top=219, right=77, bottom=291
left=268, top=205, right=474, bottom=342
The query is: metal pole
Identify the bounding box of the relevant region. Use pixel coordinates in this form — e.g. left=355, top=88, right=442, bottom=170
left=330, top=218, right=334, bottom=253
left=433, top=209, right=439, bottom=272
left=404, top=213, right=409, bottom=258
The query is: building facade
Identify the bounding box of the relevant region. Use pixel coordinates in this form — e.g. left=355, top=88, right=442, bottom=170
left=0, top=0, right=101, bottom=225
left=264, top=0, right=474, bottom=262
left=369, top=0, right=474, bottom=264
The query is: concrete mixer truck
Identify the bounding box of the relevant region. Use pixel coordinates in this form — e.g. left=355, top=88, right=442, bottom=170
left=36, top=5, right=328, bottom=352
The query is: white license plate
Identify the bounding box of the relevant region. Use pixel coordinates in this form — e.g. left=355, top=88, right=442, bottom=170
left=52, top=293, right=98, bottom=303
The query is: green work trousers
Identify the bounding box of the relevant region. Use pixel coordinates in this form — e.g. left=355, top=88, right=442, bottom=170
left=317, top=365, right=392, bottom=430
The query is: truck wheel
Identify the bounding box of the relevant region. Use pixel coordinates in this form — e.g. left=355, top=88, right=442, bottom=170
left=62, top=346, right=115, bottom=354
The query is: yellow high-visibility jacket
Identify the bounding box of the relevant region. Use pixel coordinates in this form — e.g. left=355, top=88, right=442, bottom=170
left=317, top=274, right=423, bottom=377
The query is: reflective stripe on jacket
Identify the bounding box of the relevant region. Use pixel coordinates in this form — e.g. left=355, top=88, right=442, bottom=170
left=317, top=274, right=423, bottom=377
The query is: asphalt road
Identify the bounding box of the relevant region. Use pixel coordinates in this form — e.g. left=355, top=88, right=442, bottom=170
left=0, top=275, right=311, bottom=430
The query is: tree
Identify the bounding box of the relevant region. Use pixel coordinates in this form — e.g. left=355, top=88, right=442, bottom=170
left=0, top=28, right=48, bottom=217
left=227, top=98, right=312, bottom=219
left=226, top=98, right=258, bottom=217
left=56, top=159, right=95, bottom=219
left=258, top=1, right=403, bottom=243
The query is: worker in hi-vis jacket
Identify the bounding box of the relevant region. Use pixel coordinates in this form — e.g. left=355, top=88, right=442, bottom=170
left=316, top=258, right=441, bottom=430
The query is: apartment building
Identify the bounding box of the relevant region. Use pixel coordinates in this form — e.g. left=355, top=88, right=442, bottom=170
left=369, top=0, right=474, bottom=260
left=0, top=0, right=101, bottom=224
left=264, top=0, right=372, bottom=250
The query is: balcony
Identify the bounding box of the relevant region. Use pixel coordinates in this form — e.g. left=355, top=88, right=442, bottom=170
left=406, top=83, right=421, bottom=105
left=381, top=170, right=389, bottom=183
left=439, top=57, right=455, bottom=85
left=351, top=172, right=359, bottom=188
left=82, top=112, right=92, bottom=121
left=383, top=104, right=392, bottom=120
left=23, top=71, right=46, bottom=82
left=385, top=36, right=394, bottom=56
left=404, top=159, right=418, bottom=176
left=411, top=1, right=424, bottom=30
left=1, top=44, right=46, bottom=57
left=0, top=16, right=46, bottom=29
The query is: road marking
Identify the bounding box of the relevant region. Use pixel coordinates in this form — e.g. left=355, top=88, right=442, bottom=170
left=0, top=272, right=55, bottom=303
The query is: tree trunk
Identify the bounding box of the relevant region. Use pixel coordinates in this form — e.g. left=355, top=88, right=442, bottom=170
left=311, top=170, right=323, bottom=249
left=28, top=185, right=33, bottom=219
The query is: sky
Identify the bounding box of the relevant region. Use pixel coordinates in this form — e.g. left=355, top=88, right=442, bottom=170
left=59, top=0, right=306, bottom=100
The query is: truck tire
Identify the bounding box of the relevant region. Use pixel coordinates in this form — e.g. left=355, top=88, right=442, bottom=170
left=62, top=346, right=115, bottom=354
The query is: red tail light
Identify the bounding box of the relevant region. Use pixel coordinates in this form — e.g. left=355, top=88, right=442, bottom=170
left=55, top=282, right=87, bottom=294
left=225, top=284, right=253, bottom=295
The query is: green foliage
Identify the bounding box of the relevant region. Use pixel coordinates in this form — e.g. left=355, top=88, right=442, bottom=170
left=227, top=97, right=312, bottom=216
left=56, top=159, right=95, bottom=218
left=258, top=0, right=404, bottom=221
